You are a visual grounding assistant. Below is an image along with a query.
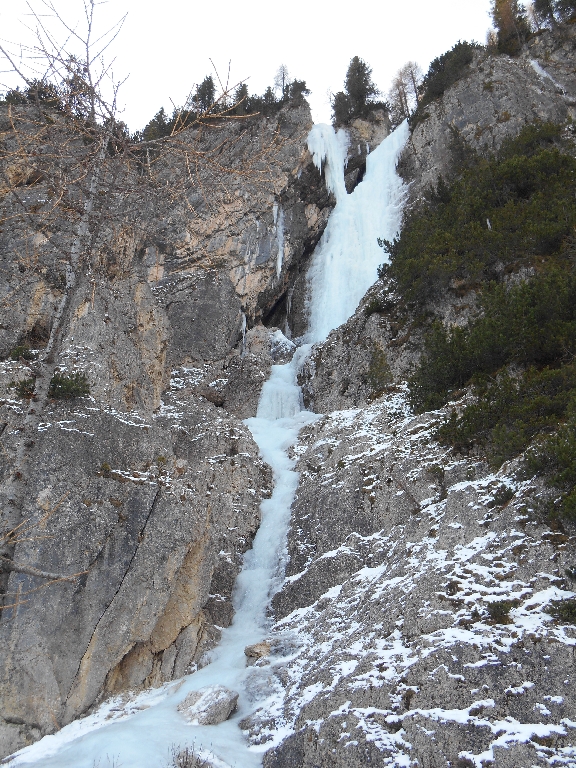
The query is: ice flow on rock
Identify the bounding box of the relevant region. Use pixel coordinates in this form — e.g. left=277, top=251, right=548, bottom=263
left=7, top=122, right=408, bottom=768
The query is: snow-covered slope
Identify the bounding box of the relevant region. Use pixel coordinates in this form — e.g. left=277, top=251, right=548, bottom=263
left=252, top=392, right=576, bottom=767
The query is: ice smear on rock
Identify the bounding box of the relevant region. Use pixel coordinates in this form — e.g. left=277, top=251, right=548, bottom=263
left=7, top=123, right=409, bottom=768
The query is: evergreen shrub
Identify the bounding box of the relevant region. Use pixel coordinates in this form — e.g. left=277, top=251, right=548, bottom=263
left=545, top=597, right=576, bottom=623
left=9, top=344, right=35, bottom=361
left=14, top=378, right=36, bottom=398
left=48, top=371, right=90, bottom=399
left=384, top=121, right=576, bottom=519
left=411, top=41, right=481, bottom=126
left=380, top=123, right=575, bottom=305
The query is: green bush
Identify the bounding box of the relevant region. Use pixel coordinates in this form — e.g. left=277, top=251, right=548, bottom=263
left=436, top=365, right=576, bottom=465
left=48, top=371, right=90, bottom=399
left=545, top=597, right=576, bottom=623
left=364, top=295, right=394, bottom=316
left=380, top=123, right=575, bottom=304
left=486, top=598, right=519, bottom=623
left=9, top=344, right=35, bottom=361
left=384, top=121, right=576, bottom=518
left=410, top=269, right=576, bottom=411
left=13, top=378, right=36, bottom=398
left=525, top=405, right=576, bottom=518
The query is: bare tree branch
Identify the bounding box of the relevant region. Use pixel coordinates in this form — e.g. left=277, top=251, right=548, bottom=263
left=0, top=556, right=86, bottom=582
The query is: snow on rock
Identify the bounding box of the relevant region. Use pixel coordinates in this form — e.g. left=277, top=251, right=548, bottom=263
left=242, top=390, right=576, bottom=767
left=177, top=686, right=239, bottom=726
left=245, top=643, right=272, bottom=662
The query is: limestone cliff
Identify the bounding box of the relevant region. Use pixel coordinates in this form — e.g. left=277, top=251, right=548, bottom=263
left=0, top=101, right=336, bottom=756
left=253, top=27, right=576, bottom=768
left=2, top=22, right=576, bottom=768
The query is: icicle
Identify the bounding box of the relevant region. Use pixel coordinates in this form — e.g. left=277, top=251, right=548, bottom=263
left=275, top=205, right=285, bottom=279
left=284, top=285, right=294, bottom=339
left=307, top=123, right=349, bottom=203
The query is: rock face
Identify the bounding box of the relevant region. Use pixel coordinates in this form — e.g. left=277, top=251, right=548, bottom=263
left=251, top=395, right=576, bottom=768
left=0, top=101, right=334, bottom=757
left=0, top=370, right=268, bottom=753
left=2, top=23, right=576, bottom=768
left=178, top=686, right=239, bottom=725
left=400, top=26, right=576, bottom=206
left=251, top=29, right=576, bottom=768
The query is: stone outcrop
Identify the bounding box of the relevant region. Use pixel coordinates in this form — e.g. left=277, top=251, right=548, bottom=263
left=400, top=25, right=576, bottom=207
left=0, top=369, right=268, bottom=753
left=254, top=27, right=576, bottom=768
left=178, top=686, right=239, bottom=725
left=251, top=394, right=576, bottom=768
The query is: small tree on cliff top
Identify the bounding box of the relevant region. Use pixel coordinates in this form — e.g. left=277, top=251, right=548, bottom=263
left=387, top=61, right=423, bottom=128
left=274, top=64, right=290, bottom=97
left=332, top=56, right=379, bottom=124
left=491, top=0, right=531, bottom=55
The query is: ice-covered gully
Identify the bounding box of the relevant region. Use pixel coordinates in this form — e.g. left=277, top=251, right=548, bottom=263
left=9, top=112, right=576, bottom=768
left=6, top=122, right=408, bottom=767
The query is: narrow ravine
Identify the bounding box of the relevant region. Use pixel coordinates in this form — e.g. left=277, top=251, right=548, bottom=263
left=7, top=120, right=408, bottom=768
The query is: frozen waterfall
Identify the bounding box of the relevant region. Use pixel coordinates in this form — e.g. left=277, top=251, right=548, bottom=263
left=306, top=120, right=408, bottom=343
left=8, top=122, right=408, bottom=768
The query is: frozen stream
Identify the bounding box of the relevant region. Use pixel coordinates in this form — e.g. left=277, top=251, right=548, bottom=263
left=8, top=120, right=408, bottom=768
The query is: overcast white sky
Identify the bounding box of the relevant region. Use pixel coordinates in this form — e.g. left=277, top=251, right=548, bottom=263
left=1, top=0, right=494, bottom=131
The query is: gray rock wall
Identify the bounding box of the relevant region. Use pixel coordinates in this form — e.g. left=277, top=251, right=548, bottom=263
left=255, top=394, right=576, bottom=768
left=401, top=26, right=576, bottom=207
left=0, top=364, right=271, bottom=754
left=0, top=102, right=326, bottom=757
left=257, top=28, right=576, bottom=768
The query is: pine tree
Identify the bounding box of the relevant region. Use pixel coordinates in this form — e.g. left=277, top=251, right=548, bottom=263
left=142, top=107, right=172, bottom=141
left=233, top=83, right=249, bottom=115
left=332, top=56, right=378, bottom=124
left=195, top=75, right=215, bottom=112
left=274, top=64, right=290, bottom=98
left=332, top=91, right=351, bottom=124
left=491, top=0, right=531, bottom=56
left=345, top=56, right=378, bottom=117
left=288, top=79, right=310, bottom=103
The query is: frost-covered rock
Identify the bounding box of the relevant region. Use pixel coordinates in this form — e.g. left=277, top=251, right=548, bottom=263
left=255, top=391, right=576, bottom=767
left=178, top=686, right=239, bottom=726
left=244, top=641, right=272, bottom=661
left=269, top=330, right=296, bottom=363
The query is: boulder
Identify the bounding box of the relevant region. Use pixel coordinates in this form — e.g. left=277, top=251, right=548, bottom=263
left=244, top=641, right=271, bottom=661
left=177, top=685, right=239, bottom=725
